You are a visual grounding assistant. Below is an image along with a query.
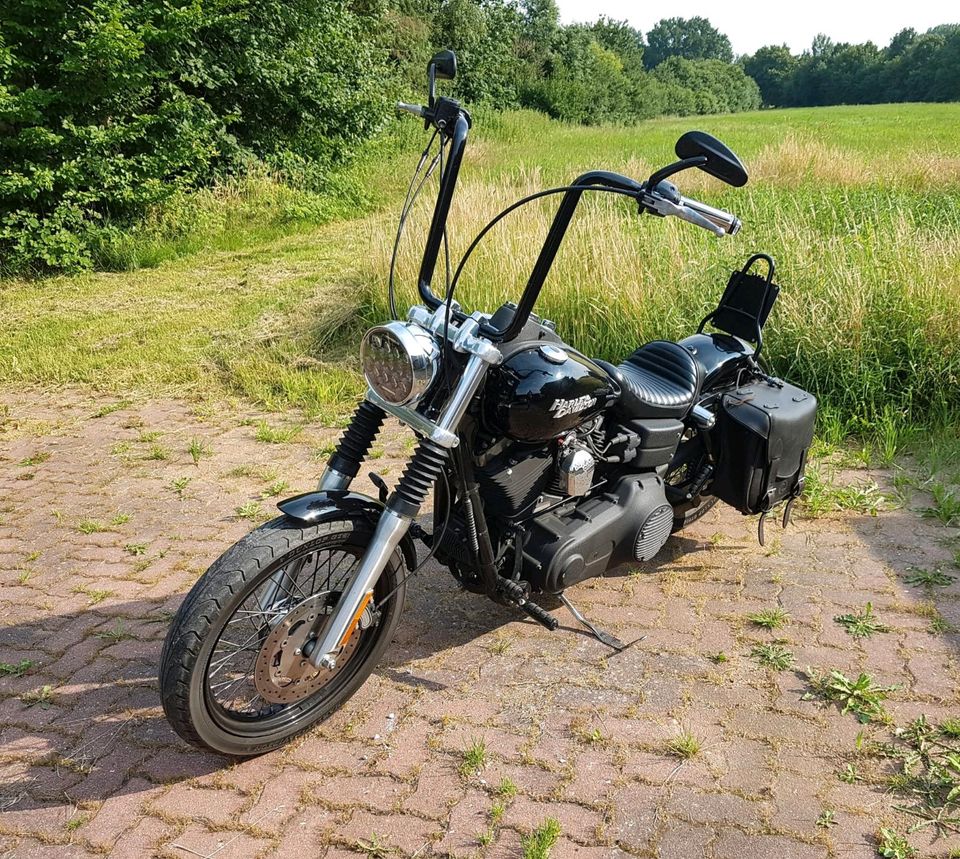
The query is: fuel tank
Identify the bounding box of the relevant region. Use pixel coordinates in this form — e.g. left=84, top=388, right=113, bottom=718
left=483, top=343, right=619, bottom=443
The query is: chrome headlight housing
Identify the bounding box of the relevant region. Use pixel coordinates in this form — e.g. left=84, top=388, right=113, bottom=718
left=361, top=321, right=440, bottom=406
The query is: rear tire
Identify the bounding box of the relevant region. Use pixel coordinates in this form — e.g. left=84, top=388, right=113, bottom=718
left=665, top=432, right=718, bottom=532
left=159, top=515, right=406, bottom=757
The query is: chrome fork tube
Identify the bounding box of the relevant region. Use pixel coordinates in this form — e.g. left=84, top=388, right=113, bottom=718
left=308, top=353, right=491, bottom=669
left=318, top=465, right=352, bottom=492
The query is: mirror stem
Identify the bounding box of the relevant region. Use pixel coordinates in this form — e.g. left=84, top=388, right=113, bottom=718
left=646, top=156, right=707, bottom=194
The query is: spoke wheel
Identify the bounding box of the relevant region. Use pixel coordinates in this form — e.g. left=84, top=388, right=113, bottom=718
left=160, top=516, right=406, bottom=756
left=665, top=432, right=718, bottom=532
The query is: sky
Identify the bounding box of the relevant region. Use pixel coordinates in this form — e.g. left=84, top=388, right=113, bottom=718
left=554, top=0, right=958, bottom=55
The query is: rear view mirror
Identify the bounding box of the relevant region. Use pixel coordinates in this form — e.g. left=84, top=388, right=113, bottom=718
left=429, top=50, right=457, bottom=81
left=427, top=50, right=457, bottom=108
left=675, top=131, right=748, bottom=187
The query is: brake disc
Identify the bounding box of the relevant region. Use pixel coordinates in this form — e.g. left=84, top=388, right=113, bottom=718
left=253, top=593, right=362, bottom=705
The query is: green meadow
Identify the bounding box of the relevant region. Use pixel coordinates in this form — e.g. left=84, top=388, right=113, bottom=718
left=2, top=103, right=959, bottom=445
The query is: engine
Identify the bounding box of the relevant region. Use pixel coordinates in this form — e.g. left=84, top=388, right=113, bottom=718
left=470, top=422, right=674, bottom=594
left=519, top=473, right=673, bottom=593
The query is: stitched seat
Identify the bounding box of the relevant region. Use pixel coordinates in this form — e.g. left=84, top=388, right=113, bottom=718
left=599, top=340, right=702, bottom=420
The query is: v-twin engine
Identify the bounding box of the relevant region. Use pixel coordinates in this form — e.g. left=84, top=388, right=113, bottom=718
left=520, top=473, right=673, bottom=593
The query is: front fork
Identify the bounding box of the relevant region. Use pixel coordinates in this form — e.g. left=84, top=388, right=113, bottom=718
left=304, top=353, right=492, bottom=670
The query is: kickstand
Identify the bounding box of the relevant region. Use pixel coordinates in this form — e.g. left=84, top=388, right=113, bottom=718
left=558, top=593, right=626, bottom=652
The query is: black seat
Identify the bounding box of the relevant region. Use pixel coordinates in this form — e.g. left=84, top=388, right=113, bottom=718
left=598, top=340, right=703, bottom=420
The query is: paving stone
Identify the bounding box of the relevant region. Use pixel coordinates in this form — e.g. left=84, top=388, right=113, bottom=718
left=711, top=830, right=828, bottom=859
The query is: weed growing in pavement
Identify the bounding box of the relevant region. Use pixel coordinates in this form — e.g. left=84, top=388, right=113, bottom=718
left=803, top=668, right=894, bottom=723
left=666, top=731, right=702, bottom=759
left=837, top=762, right=863, bottom=783
left=707, top=651, right=729, bottom=664
left=146, top=443, right=169, bottom=460
left=261, top=479, right=288, bottom=498
left=903, top=566, right=956, bottom=588
left=459, top=738, right=487, bottom=777
left=940, top=719, right=960, bottom=739
left=0, top=659, right=33, bottom=677
left=521, top=818, right=562, bottom=859
left=20, top=685, right=55, bottom=709
left=815, top=809, right=837, bottom=828
left=876, top=827, right=917, bottom=858
left=750, top=641, right=794, bottom=670
left=354, top=834, right=393, bottom=858
left=188, top=436, right=211, bottom=464
left=18, top=451, right=50, bottom=467
left=72, top=585, right=114, bottom=605
left=747, top=606, right=790, bottom=629
left=486, top=634, right=512, bottom=655
left=125, top=542, right=148, bottom=556
left=17, top=570, right=32, bottom=585
left=871, top=715, right=960, bottom=836
left=95, top=620, right=132, bottom=642
left=91, top=400, right=132, bottom=418
left=76, top=519, right=105, bottom=534
left=254, top=421, right=302, bottom=444
left=921, top=483, right=960, bottom=525
left=110, top=513, right=131, bottom=526
left=834, top=602, right=891, bottom=639
left=235, top=501, right=262, bottom=520
left=496, top=777, right=518, bottom=799
left=169, top=476, right=191, bottom=497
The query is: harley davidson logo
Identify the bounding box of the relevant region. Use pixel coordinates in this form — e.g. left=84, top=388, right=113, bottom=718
left=550, top=395, right=597, bottom=419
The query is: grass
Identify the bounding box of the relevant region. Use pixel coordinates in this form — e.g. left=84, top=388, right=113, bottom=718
left=834, top=602, right=891, bottom=639
left=2, top=104, right=959, bottom=436
left=94, top=620, right=132, bottom=642
left=666, top=730, right=702, bottom=759
left=188, top=436, right=212, bottom=464
left=747, top=606, right=790, bottom=629
left=750, top=641, right=794, bottom=670
left=75, top=519, right=105, bottom=535
left=235, top=501, right=263, bottom=520
left=459, top=738, right=488, bottom=777
left=72, top=585, right=114, bottom=605
left=254, top=421, right=302, bottom=444
left=521, top=818, right=562, bottom=859
left=921, top=483, right=960, bottom=525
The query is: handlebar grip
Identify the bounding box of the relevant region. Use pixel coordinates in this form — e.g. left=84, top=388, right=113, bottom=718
left=680, top=195, right=741, bottom=236
left=396, top=101, right=426, bottom=118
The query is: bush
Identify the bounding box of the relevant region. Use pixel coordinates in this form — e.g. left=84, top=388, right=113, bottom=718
left=0, top=0, right=387, bottom=273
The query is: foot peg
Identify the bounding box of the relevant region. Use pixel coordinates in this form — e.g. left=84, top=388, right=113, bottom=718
left=559, top=593, right=625, bottom=652
left=498, top=579, right=559, bottom=631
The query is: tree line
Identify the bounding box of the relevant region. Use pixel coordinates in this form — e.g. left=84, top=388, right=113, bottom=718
left=1, top=0, right=957, bottom=274
left=742, top=26, right=960, bottom=107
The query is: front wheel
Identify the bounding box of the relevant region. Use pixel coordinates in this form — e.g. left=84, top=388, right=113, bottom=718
left=159, top=516, right=406, bottom=756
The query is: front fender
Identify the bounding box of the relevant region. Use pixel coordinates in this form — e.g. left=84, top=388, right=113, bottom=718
left=277, top=490, right=419, bottom=572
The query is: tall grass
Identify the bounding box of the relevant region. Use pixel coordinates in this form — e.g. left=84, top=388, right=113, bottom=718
left=1, top=103, right=958, bottom=435
left=363, top=104, right=960, bottom=436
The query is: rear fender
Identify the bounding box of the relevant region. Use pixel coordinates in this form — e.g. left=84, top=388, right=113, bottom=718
left=678, top=332, right=755, bottom=392
left=277, top=490, right=418, bottom=572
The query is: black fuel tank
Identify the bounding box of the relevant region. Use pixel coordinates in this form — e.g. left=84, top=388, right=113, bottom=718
left=484, top=343, right=618, bottom=443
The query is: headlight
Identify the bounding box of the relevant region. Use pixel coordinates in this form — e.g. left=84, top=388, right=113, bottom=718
left=361, top=321, right=439, bottom=406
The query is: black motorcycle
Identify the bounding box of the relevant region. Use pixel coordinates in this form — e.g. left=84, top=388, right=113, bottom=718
left=160, top=51, right=817, bottom=756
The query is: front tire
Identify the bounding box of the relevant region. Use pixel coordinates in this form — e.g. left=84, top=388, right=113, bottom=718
left=159, top=516, right=406, bottom=756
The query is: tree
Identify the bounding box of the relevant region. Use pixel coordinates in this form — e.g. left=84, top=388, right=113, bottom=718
left=741, top=45, right=797, bottom=106
left=644, top=17, right=733, bottom=68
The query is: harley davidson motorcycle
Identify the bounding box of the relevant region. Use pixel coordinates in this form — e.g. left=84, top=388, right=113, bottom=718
left=160, top=51, right=817, bottom=755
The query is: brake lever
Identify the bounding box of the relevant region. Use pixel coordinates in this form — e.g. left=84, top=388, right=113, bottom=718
left=641, top=192, right=726, bottom=237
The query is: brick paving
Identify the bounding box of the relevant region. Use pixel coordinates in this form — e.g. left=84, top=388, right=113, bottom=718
left=0, top=390, right=958, bottom=858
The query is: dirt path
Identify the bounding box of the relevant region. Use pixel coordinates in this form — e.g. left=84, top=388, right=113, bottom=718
left=0, top=391, right=958, bottom=858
